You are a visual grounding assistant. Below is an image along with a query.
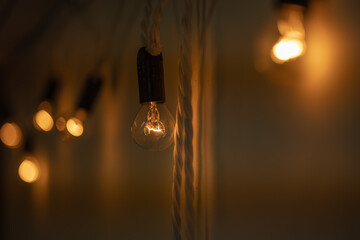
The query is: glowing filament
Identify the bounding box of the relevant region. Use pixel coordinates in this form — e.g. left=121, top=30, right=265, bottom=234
left=0, top=122, right=22, bottom=148
left=18, top=158, right=39, bottom=183
left=34, top=110, right=54, bottom=131
left=66, top=118, right=84, bottom=137
left=144, top=102, right=165, bottom=136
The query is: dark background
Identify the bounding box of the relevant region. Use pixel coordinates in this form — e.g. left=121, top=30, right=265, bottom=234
left=1, top=0, right=360, bottom=239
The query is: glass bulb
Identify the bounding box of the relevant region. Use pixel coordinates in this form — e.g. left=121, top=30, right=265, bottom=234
left=131, top=101, right=175, bottom=151
left=18, top=156, right=40, bottom=183
left=271, top=3, right=306, bottom=63
left=33, top=101, right=54, bottom=132
left=66, top=117, right=84, bottom=137
left=0, top=122, right=22, bottom=148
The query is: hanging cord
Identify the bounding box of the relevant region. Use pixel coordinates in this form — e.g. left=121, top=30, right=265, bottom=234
left=172, top=94, right=184, bottom=240
left=141, top=0, right=168, bottom=56
left=172, top=0, right=194, bottom=239
left=140, top=0, right=152, bottom=49
left=181, top=0, right=195, bottom=239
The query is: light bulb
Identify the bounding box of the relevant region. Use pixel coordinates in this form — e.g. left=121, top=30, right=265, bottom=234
left=0, top=122, right=22, bottom=148
left=131, top=101, right=174, bottom=151
left=18, top=156, right=40, bottom=183
left=272, top=37, right=305, bottom=62
left=66, top=117, right=84, bottom=137
left=33, top=101, right=54, bottom=132
left=271, top=3, right=306, bottom=63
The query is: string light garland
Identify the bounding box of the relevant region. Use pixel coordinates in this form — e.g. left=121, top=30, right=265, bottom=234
left=131, top=0, right=175, bottom=152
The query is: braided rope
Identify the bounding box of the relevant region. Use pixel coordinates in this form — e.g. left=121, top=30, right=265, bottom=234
left=179, top=0, right=194, bottom=239
left=172, top=91, right=184, bottom=240
left=172, top=0, right=194, bottom=239
left=147, top=0, right=168, bottom=56
left=140, top=0, right=152, bottom=48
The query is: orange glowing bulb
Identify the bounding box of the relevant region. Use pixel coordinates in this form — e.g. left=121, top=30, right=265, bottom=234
left=0, top=122, right=22, bottom=148
left=66, top=117, right=84, bottom=137
left=34, top=110, right=54, bottom=132
left=272, top=37, right=305, bottom=63
left=271, top=3, right=306, bottom=64
left=18, top=158, right=39, bottom=183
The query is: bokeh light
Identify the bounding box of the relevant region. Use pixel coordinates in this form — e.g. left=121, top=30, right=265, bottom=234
left=272, top=37, right=305, bottom=63
left=66, top=117, right=84, bottom=137
left=18, top=158, right=39, bottom=183
left=56, top=117, right=66, bottom=131
left=0, top=122, right=22, bottom=148
left=34, top=110, right=54, bottom=132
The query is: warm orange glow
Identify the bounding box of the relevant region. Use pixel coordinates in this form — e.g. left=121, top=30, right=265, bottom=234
left=66, top=117, right=84, bottom=137
left=34, top=110, right=54, bottom=132
left=18, top=158, right=39, bottom=183
left=0, top=122, right=22, bottom=148
left=272, top=37, right=305, bottom=63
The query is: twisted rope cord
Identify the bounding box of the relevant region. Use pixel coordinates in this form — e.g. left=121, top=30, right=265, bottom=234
left=140, top=0, right=152, bottom=48
left=140, top=0, right=167, bottom=56
left=171, top=0, right=185, bottom=238
left=179, top=0, right=195, bottom=239
left=148, top=0, right=168, bottom=56
left=172, top=91, right=184, bottom=240
left=172, top=0, right=194, bottom=239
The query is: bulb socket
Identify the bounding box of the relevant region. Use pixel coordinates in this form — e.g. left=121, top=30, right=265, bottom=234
left=77, top=76, right=103, bottom=113
left=137, top=47, right=165, bottom=104
left=0, top=104, right=10, bottom=122
left=24, top=134, right=34, bottom=153
left=40, top=76, right=60, bottom=104
left=278, top=0, right=309, bottom=8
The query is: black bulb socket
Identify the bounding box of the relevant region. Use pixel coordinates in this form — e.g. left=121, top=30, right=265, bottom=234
left=41, top=76, right=60, bottom=104
left=278, top=0, right=309, bottom=8
left=76, top=76, right=103, bottom=113
left=137, top=47, right=165, bottom=104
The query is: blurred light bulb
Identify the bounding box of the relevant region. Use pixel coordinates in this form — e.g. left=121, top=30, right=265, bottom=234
left=131, top=101, right=174, bottom=151
left=271, top=3, right=306, bottom=63
left=272, top=37, right=305, bottom=63
left=18, top=157, right=39, bottom=183
left=66, top=117, right=84, bottom=137
left=34, top=110, right=54, bottom=131
left=33, top=101, right=55, bottom=132
left=0, top=122, right=22, bottom=148
left=56, top=117, right=66, bottom=131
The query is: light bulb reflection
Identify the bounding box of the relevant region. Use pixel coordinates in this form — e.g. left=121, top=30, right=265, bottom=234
left=0, top=122, right=22, bottom=148
left=34, top=110, right=54, bottom=132
left=66, top=117, right=84, bottom=137
left=18, top=158, right=39, bottom=183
